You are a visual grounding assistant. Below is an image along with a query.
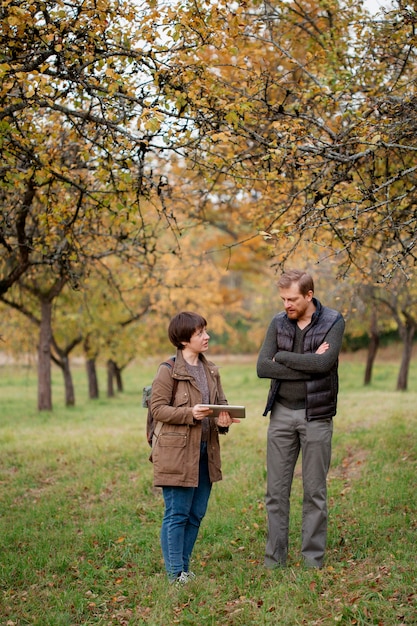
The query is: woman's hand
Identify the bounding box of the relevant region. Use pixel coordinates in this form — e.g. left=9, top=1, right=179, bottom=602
left=192, top=404, right=213, bottom=421
left=217, top=410, right=239, bottom=427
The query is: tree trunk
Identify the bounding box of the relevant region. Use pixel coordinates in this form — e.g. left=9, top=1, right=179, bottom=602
left=86, top=358, right=99, bottom=399
left=62, top=355, right=75, bottom=406
left=396, top=320, right=415, bottom=391
left=107, top=359, right=116, bottom=397
left=38, top=299, right=52, bottom=411
left=115, top=364, right=123, bottom=392
left=364, top=307, right=379, bottom=386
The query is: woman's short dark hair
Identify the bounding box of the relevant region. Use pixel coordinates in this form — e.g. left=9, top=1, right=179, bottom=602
left=168, top=311, right=207, bottom=349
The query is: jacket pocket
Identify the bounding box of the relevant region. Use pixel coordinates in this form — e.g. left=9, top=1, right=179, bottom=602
left=159, top=431, right=188, bottom=448
left=155, top=428, right=188, bottom=474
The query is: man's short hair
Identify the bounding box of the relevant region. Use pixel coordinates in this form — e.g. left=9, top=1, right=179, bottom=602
left=277, top=270, right=314, bottom=296
left=168, top=311, right=207, bottom=349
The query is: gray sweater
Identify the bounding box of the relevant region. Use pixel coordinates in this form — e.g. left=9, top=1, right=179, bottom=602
left=257, top=312, right=345, bottom=410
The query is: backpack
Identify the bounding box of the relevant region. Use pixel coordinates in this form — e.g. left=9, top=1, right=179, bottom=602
left=143, top=357, right=178, bottom=447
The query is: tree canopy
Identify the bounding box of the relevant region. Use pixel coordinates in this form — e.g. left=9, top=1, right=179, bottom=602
left=153, top=0, right=417, bottom=278
left=2, top=0, right=416, bottom=286
left=2, top=0, right=417, bottom=406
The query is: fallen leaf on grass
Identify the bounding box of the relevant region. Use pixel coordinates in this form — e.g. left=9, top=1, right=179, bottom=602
left=111, top=595, right=127, bottom=604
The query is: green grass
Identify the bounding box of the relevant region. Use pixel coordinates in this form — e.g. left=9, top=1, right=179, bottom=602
left=1, top=351, right=417, bottom=625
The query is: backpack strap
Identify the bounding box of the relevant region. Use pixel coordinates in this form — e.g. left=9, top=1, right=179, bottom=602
left=162, top=357, right=178, bottom=405
left=152, top=358, right=178, bottom=443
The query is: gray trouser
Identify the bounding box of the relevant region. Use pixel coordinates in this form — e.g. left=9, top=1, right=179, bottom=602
left=265, top=402, right=333, bottom=568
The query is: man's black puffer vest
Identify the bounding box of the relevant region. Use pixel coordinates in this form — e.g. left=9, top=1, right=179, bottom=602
left=263, top=299, right=342, bottom=420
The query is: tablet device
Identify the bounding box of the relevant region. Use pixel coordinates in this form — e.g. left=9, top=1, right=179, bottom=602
left=200, top=404, right=246, bottom=419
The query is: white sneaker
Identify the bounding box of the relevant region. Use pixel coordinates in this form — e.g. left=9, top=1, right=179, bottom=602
left=183, top=571, right=196, bottom=580
left=174, top=572, right=190, bottom=586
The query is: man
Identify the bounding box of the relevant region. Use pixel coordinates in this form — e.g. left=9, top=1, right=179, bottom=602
left=257, top=269, right=345, bottom=568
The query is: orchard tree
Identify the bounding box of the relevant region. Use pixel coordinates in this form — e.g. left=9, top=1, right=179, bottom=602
left=152, top=0, right=417, bottom=279
left=0, top=0, right=189, bottom=408
left=370, top=269, right=417, bottom=391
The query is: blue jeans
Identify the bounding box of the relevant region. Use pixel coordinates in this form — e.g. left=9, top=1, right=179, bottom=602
left=161, top=442, right=212, bottom=580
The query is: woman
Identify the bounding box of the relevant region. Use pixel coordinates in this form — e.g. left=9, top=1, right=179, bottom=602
left=150, top=311, right=238, bottom=584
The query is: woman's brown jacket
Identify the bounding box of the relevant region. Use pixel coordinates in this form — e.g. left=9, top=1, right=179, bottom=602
left=150, top=350, right=228, bottom=488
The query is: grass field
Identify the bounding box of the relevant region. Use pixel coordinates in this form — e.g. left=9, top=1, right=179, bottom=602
left=1, top=349, right=417, bottom=625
